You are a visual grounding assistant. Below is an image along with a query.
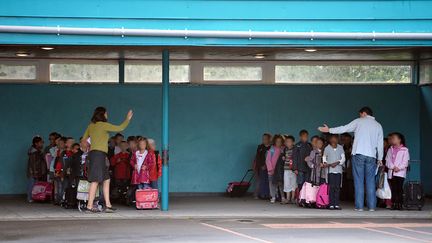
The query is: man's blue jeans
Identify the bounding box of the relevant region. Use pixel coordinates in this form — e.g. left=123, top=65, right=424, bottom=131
left=352, top=154, right=377, bottom=210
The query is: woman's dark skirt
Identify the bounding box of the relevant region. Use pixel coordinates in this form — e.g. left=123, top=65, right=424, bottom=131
left=87, top=150, right=110, bottom=183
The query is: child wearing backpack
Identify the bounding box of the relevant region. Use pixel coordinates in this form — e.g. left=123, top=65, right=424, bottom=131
left=323, top=134, right=345, bottom=210
left=265, top=134, right=284, bottom=203
left=148, top=139, right=162, bottom=189
left=53, top=137, right=74, bottom=205
left=386, top=132, right=410, bottom=211
left=27, top=136, right=47, bottom=202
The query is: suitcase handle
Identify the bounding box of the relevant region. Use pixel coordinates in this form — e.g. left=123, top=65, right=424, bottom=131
left=240, top=169, right=255, bottom=184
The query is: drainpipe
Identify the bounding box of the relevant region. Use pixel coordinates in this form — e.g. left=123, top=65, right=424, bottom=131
left=0, top=25, right=432, bottom=40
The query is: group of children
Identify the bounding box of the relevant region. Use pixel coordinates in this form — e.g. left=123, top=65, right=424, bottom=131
left=253, top=130, right=410, bottom=211
left=27, top=132, right=162, bottom=208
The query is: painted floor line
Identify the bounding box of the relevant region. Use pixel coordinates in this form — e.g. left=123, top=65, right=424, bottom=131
left=396, top=227, right=432, bottom=236
left=200, top=222, right=273, bottom=243
left=361, top=227, right=432, bottom=243
left=263, top=222, right=432, bottom=229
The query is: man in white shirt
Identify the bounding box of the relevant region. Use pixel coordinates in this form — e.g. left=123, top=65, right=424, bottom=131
left=318, top=107, right=383, bottom=211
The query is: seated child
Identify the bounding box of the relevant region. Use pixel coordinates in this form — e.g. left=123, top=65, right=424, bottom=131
left=147, top=139, right=162, bottom=190
left=27, top=136, right=47, bottom=202
left=130, top=137, right=155, bottom=189
left=386, top=132, right=410, bottom=210
left=266, top=134, right=284, bottom=203
left=305, top=137, right=326, bottom=185
left=110, top=141, right=132, bottom=187
left=323, top=134, right=345, bottom=210
left=282, top=135, right=297, bottom=204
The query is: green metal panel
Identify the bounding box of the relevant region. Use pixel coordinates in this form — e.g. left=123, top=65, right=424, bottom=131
left=0, top=0, right=432, bottom=46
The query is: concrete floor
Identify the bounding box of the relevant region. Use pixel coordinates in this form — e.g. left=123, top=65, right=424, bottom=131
left=0, top=196, right=430, bottom=221
left=1, top=197, right=431, bottom=242
left=1, top=218, right=432, bottom=242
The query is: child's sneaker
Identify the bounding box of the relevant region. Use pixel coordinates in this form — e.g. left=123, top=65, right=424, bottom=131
left=335, top=205, right=341, bottom=210
left=270, top=198, right=276, bottom=203
left=329, top=206, right=335, bottom=210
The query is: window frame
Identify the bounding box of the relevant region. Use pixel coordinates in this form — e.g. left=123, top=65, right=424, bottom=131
left=0, top=59, right=43, bottom=83
left=273, top=60, right=414, bottom=85
left=195, top=61, right=270, bottom=84
left=49, top=60, right=120, bottom=84
left=124, top=60, right=191, bottom=84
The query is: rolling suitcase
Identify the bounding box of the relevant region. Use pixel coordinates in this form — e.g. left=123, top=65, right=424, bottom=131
left=403, top=181, right=424, bottom=211
left=32, top=181, right=53, bottom=202
left=136, top=189, right=159, bottom=209
left=226, top=169, right=254, bottom=197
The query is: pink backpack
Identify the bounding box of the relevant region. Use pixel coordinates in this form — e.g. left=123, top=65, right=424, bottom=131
left=316, top=183, right=330, bottom=209
left=32, top=181, right=53, bottom=201
left=299, top=182, right=319, bottom=205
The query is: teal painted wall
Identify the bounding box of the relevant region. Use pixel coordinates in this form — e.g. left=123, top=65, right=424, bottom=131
left=0, top=84, right=421, bottom=194
left=420, top=85, right=432, bottom=194
left=1, top=0, right=432, bottom=46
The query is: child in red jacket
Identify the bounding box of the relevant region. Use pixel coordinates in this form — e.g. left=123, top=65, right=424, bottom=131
left=130, top=137, right=155, bottom=189
left=110, top=141, right=132, bottom=187
left=148, top=139, right=162, bottom=189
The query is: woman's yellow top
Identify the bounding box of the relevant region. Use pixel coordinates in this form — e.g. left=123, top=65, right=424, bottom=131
left=82, top=119, right=130, bottom=153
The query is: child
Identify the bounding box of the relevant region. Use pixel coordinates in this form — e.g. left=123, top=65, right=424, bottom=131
left=253, top=133, right=272, bottom=199
left=127, top=136, right=138, bottom=154
left=148, top=139, right=162, bottom=189
left=53, top=137, right=74, bottom=205
left=51, top=137, right=65, bottom=204
left=386, top=132, right=410, bottom=210
left=305, top=137, right=326, bottom=185
left=130, top=137, right=155, bottom=189
left=110, top=141, right=132, bottom=188
left=67, top=143, right=82, bottom=186
left=323, top=134, right=345, bottom=210
left=281, top=135, right=297, bottom=204
left=293, top=130, right=313, bottom=189
left=113, top=133, right=125, bottom=155
left=310, top=135, right=320, bottom=150
left=44, top=132, right=60, bottom=155
left=266, top=134, right=284, bottom=203
left=27, top=136, right=47, bottom=202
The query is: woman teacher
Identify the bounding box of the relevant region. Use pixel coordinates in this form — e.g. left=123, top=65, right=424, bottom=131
left=82, top=107, right=133, bottom=213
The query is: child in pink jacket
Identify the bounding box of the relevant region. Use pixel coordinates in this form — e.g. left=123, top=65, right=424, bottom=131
left=266, top=135, right=283, bottom=203
left=385, top=132, right=410, bottom=210
left=130, top=137, right=155, bottom=189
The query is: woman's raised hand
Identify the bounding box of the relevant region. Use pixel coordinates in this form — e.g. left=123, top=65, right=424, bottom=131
left=127, top=110, right=134, bottom=120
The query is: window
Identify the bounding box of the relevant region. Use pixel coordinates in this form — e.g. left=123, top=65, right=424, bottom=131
left=420, top=61, right=432, bottom=85
left=125, top=64, right=189, bottom=83
left=0, top=63, right=36, bottom=80
left=50, top=63, right=118, bottom=83
left=275, top=64, right=411, bottom=84
left=203, top=66, right=262, bottom=81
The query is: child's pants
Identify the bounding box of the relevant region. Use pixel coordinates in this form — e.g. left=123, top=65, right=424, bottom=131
left=54, top=178, right=68, bottom=203
left=268, top=175, right=284, bottom=200
left=138, top=183, right=151, bottom=190
left=328, top=173, right=342, bottom=206
left=150, top=180, right=158, bottom=190
left=390, top=176, right=404, bottom=205
left=27, top=178, right=36, bottom=201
